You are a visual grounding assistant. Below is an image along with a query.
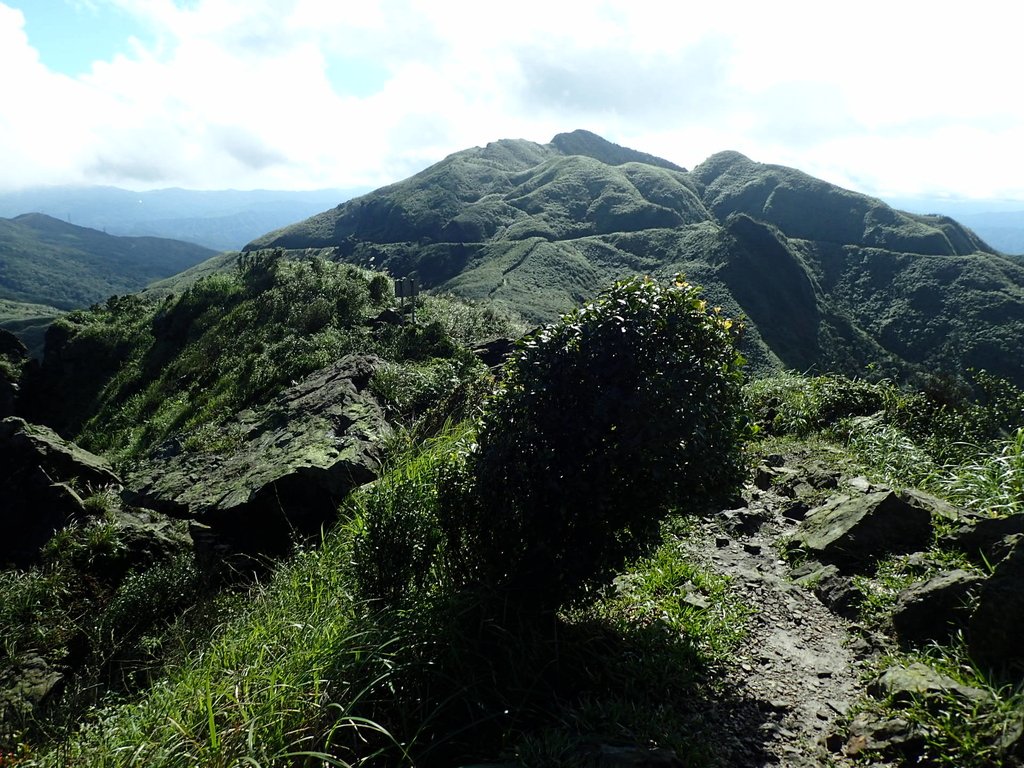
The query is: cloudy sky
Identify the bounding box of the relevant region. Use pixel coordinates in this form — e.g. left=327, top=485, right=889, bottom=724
left=2, top=0, right=1021, bottom=200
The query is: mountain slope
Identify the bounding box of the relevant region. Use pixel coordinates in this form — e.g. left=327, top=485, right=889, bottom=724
left=0, top=214, right=216, bottom=310
left=0, top=186, right=366, bottom=251
left=244, top=131, right=1024, bottom=386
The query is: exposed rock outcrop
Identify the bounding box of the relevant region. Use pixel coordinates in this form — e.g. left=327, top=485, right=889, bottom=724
left=0, top=416, right=121, bottom=566
left=125, top=355, right=389, bottom=562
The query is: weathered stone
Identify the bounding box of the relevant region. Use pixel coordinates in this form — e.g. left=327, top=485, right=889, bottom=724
left=891, top=569, right=984, bottom=646
left=969, top=538, right=1024, bottom=669
left=125, top=355, right=388, bottom=561
left=471, top=337, right=515, bottom=368
left=0, top=416, right=122, bottom=566
left=786, top=490, right=932, bottom=571
left=845, top=712, right=923, bottom=758
left=753, top=464, right=775, bottom=490
left=0, top=655, right=64, bottom=738
left=898, top=487, right=967, bottom=522
left=792, top=562, right=860, bottom=617
left=869, top=662, right=990, bottom=707
left=942, top=514, right=1024, bottom=566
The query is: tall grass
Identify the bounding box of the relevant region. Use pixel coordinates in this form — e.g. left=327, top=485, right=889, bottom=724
left=939, top=427, right=1024, bottom=516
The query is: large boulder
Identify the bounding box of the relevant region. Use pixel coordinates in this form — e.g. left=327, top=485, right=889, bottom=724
left=891, top=569, right=985, bottom=646
left=0, top=416, right=121, bottom=566
left=786, top=490, right=932, bottom=571
left=125, top=355, right=388, bottom=561
left=969, top=538, right=1024, bottom=669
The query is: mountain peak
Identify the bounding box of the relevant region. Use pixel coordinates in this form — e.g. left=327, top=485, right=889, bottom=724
left=548, top=130, right=685, bottom=172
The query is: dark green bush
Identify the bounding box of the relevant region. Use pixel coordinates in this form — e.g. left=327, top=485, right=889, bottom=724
left=445, top=275, right=747, bottom=608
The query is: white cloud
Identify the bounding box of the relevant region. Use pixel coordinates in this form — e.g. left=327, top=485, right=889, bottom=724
left=0, top=0, right=1022, bottom=198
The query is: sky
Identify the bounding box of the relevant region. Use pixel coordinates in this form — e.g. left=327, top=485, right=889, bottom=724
left=1, top=0, right=1022, bottom=200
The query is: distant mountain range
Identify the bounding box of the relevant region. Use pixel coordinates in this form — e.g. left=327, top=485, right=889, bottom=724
left=246, top=129, right=1024, bottom=385
left=0, top=186, right=367, bottom=251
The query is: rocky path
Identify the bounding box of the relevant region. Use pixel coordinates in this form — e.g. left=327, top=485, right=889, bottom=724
left=682, top=484, right=866, bottom=767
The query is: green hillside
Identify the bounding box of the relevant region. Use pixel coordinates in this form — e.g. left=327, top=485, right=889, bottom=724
left=0, top=213, right=216, bottom=310
left=246, top=131, right=1024, bottom=386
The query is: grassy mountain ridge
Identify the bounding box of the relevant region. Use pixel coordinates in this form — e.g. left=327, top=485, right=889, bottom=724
left=243, top=132, right=1024, bottom=386
left=0, top=213, right=216, bottom=310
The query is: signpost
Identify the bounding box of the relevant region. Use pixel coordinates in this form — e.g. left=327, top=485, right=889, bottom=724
left=394, top=276, right=419, bottom=324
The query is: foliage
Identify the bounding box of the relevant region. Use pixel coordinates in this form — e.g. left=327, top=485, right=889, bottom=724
left=444, top=275, right=747, bottom=608
left=31, top=254, right=499, bottom=463
left=745, top=372, right=894, bottom=437
left=938, top=427, right=1024, bottom=516
left=0, top=213, right=214, bottom=311
left=860, top=645, right=1024, bottom=768
left=348, top=423, right=474, bottom=604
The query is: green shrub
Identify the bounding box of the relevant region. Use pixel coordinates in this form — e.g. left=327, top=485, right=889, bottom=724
left=446, top=275, right=747, bottom=609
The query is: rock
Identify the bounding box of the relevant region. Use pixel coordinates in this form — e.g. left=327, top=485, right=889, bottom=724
left=721, top=506, right=769, bottom=534
left=0, top=417, right=122, bottom=566
left=785, top=490, right=932, bottom=571
left=0, top=328, right=27, bottom=418
left=869, top=662, right=990, bottom=708
left=781, top=500, right=810, bottom=521
left=0, top=655, right=65, bottom=739
left=124, top=355, right=388, bottom=563
left=792, top=562, right=860, bottom=617
left=941, top=514, right=1024, bottom=566
left=891, top=569, right=984, bottom=646
left=753, top=464, right=774, bottom=490
left=471, top=337, right=515, bottom=368
left=969, top=538, right=1024, bottom=669
left=898, top=487, right=966, bottom=522
left=845, top=712, right=923, bottom=759
left=71, top=507, right=194, bottom=582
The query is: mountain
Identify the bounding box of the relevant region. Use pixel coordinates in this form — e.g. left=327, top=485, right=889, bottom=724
left=884, top=196, right=1024, bottom=256
left=0, top=213, right=216, bottom=310
left=245, top=129, right=1024, bottom=386
left=0, top=186, right=367, bottom=251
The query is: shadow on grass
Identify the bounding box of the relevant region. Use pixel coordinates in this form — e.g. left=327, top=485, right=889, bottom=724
left=317, top=593, right=775, bottom=767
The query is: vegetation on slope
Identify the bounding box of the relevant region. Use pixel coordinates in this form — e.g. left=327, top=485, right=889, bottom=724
left=22, top=251, right=519, bottom=463
left=240, top=132, right=1024, bottom=388
left=5, top=274, right=751, bottom=766
left=0, top=214, right=215, bottom=311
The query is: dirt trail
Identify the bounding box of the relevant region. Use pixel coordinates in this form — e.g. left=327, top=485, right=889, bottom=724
left=681, top=485, right=868, bottom=767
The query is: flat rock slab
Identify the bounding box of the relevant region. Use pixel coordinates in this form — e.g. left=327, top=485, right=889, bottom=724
left=786, top=490, right=932, bottom=571
left=125, top=355, right=388, bottom=559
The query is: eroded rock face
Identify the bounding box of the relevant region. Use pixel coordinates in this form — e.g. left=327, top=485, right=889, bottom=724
left=125, top=355, right=388, bottom=562
left=0, top=416, right=121, bottom=566
left=786, top=491, right=932, bottom=572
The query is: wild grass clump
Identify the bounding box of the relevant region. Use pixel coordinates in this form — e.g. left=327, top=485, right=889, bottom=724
left=859, top=644, right=1024, bottom=768
left=938, top=427, right=1024, bottom=516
